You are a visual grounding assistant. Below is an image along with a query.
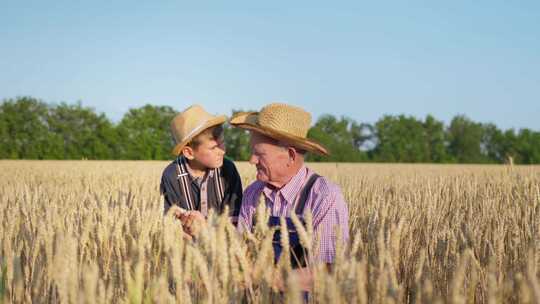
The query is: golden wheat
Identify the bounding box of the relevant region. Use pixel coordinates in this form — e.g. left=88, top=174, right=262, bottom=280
left=1, top=160, right=539, bottom=303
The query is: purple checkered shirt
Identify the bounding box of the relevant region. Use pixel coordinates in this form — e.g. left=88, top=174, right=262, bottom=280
left=237, top=166, right=349, bottom=263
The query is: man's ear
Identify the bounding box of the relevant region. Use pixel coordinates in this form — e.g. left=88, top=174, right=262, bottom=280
left=182, top=146, right=195, bottom=160
left=287, top=147, right=297, bottom=164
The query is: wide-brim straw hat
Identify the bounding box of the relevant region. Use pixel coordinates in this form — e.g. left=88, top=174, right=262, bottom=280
left=170, top=105, right=227, bottom=155
left=229, top=103, right=329, bottom=155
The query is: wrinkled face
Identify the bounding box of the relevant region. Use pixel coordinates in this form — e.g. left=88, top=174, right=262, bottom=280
left=248, top=132, right=290, bottom=185
left=188, top=129, right=226, bottom=169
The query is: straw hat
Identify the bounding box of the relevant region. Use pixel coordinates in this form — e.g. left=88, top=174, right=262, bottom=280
left=170, top=105, right=227, bottom=155
left=229, top=103, right=329, bottom=155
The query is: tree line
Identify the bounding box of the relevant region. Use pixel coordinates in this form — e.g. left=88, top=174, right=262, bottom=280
left=1, top=96, right=539, bottom=164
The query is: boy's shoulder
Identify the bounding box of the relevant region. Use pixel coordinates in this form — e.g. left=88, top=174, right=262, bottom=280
left=221, top=157, right=238, bottom=171
left=161, top=159, right=178, bottom=180
left=220, top=158, right=242, bottom=182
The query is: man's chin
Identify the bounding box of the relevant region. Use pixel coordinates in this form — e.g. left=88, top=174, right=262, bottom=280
left=256, top=172, right=268, bottom=182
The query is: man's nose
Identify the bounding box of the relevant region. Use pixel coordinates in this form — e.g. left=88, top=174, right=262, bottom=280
left=248, top=154, right=257, bottom=165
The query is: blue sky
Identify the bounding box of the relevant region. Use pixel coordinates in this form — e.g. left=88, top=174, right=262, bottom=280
left=1, top=1, right=539, bottom=130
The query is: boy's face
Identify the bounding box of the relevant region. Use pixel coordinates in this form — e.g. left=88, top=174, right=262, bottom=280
left=186, top=127, right=226, bottom=169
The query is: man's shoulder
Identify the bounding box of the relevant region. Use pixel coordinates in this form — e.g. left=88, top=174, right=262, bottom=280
left=306, top=171, right=348, bottom=214
left=243, top=180, right=266, bottom=197
left=308, top=170, right=343, bottom=197
left=312, top=175, right=337, bottom=190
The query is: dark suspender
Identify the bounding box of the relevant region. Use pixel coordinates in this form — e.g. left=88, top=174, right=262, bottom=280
left=213, top=167, right=225, bottom=205
left=175, top=156, right=195, bottom=210
left=175, top=156, right=225, bottom=213
left=294, top=173, right=321, bottom=216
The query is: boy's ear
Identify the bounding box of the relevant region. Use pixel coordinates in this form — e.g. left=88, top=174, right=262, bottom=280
left=182, top=146, right=195, bottom=160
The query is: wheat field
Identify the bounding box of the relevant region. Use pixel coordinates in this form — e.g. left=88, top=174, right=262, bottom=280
left=1, top=160, right=539, bottom=303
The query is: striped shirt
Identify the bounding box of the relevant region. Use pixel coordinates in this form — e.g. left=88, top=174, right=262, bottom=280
left=160, top=158, right=243, bottom=221
left=238, top=166, right=349, bottom=263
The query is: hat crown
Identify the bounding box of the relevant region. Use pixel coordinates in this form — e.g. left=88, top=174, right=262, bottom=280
left=229, top=102, right=328, bottom=155
left=170, top=105, right=215, bottom=144
left=257, top=103, right=312, bottom=138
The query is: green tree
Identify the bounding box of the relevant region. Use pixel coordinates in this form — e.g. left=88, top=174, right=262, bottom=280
left=0, top=97, right=52, bottom=159
left=373, top=115, right=430, bottom=162
left=447, top=115, right=488, bottom=163
left=47, top=102, right=118, bottom=159
left=424, top=115, right=450, bottom=162
left=0, top=107, right=8, bottom=158
left=514, top=129, right=540, bottom=164
left=2, top=95, right=540, bottom=163
left=224, top=110, right=252, bottom=161
left=116, top=105, right=176, bottom=160
left=350, top=122, right=375, bottom=152
left=480, top=123, right=506, bottom=163
left=307, top=115, right=367, bottom=162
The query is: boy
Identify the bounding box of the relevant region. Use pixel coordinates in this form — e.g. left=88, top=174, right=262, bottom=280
left=160, top=105, right=242, bottom=237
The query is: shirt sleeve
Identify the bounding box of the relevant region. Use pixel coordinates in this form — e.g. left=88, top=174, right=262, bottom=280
left=310, top=181, right=350, bottom=264
left=237, top=182, right=260, bottom=233
left=222, top=159, right=243, bottom=223
left=160, top=165, right=178, bottom=216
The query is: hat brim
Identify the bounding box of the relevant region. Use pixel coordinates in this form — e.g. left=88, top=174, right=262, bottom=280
left=171, top=115, right=227, bottom=155
left=230, top=112, right=329, bottom=156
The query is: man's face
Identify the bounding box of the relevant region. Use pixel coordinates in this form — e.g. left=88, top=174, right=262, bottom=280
left=248, top=132, right=290, bottom=185
left=190, top=131, right=226, bottom=169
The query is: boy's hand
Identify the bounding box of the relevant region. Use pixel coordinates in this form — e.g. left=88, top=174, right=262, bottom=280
left=167, top=205, right=187, bottom=219
left=173, top=208, right=184, bottom=220
left=165, top=206, right=196, bottom=241
left=179, top=210, right=206, bottom=236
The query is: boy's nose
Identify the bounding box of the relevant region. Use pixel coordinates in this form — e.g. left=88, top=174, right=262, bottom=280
left=217, top=139, right=226, bottom=152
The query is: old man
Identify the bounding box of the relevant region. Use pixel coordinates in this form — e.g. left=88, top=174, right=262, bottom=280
left=230, top=102, right=349, bottom=291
